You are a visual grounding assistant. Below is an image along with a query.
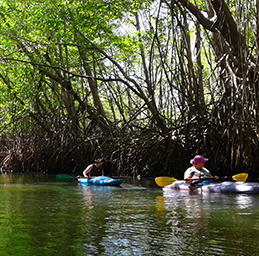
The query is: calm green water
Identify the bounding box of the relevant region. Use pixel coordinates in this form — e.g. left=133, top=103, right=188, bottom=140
left=0, top=174, right=258, bottom=256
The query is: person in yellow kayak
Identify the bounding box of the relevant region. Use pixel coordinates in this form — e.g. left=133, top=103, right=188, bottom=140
left=184, top=155, right=218, bottom=185
left=83, top=158, right=104, bottom=178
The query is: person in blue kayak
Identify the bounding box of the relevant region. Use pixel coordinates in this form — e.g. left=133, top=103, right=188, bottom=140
left=184, top=155, right=218, bottom=185
left=83, top=158, right=104, bottom=178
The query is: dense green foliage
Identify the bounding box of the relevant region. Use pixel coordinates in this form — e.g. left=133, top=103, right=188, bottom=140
left=0, top=0, right=258, bottom=178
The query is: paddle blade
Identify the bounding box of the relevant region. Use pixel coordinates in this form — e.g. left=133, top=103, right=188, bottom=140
left=232, top=173, right=248, bottom=182
left=155, top=177, right=177, bottom=187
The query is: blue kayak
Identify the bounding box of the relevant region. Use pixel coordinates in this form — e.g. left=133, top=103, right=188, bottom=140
left=78, top=176, right=123, bottom=186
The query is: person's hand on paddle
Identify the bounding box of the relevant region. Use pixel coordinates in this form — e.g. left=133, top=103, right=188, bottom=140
left=213, top=175, right=219, bottom=181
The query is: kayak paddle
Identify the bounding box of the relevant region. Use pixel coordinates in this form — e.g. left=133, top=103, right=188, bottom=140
left=232, top=173, right=248, bottom=182
left=155, top=173, right=248, bottom=187
left=155, top=177, right=177, bottom=187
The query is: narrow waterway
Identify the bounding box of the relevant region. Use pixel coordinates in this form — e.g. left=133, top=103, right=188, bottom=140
left=0, top=174, right=258, bottom=256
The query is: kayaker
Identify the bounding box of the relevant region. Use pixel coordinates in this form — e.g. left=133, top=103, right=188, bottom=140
left=184, top=155, right=218, bottom=185
left=83, top=158, right=104, bottom=178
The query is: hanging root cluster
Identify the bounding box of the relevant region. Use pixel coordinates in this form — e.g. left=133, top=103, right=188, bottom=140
left=0, top=128, right=188, bottom=178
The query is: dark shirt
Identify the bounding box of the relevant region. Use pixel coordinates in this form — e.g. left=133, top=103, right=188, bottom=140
left=89, top=164, right=103, bottom=177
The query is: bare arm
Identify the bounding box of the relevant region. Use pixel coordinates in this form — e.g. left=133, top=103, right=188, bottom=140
left=83, top=164, right=93, bottom=177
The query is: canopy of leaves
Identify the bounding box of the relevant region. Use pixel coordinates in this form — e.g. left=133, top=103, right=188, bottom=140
left=0, top=0, right=258, bottom=179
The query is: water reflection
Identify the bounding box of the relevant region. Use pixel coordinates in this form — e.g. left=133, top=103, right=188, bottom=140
left=162, top=189, right=259, bottom=211
left=160, top=191, right=212, bottom=248
left=0, top=175, right=259, bottom=255
left=155, top=190, right=259, bottom=256
left=81, top=186, right=94, bottom=209
left=235, top=194, right=253, bottom=210
left=80, top=185, right=176, bottom=255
